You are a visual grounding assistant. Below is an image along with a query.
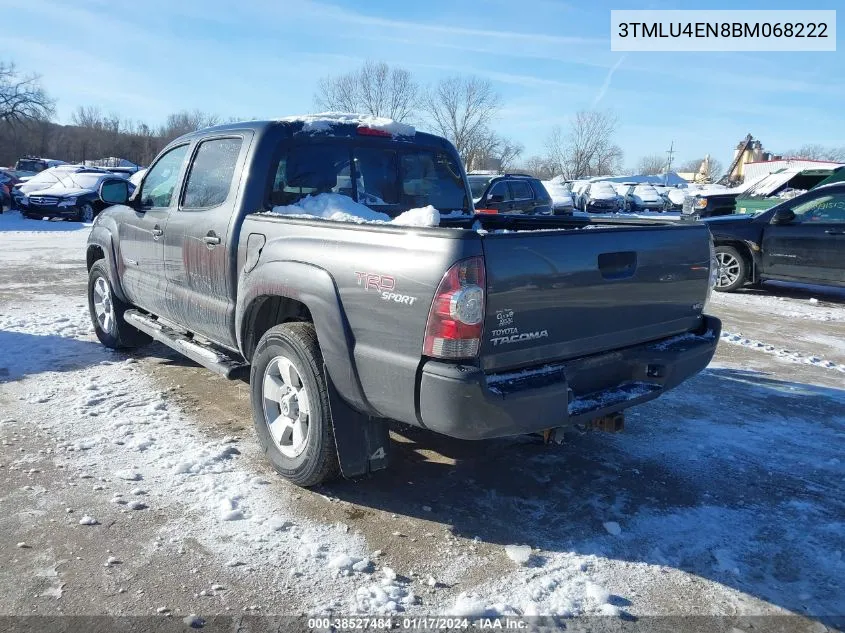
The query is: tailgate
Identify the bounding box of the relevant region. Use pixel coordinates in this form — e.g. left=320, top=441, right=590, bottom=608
left=480, top=224, right=711, bottom=372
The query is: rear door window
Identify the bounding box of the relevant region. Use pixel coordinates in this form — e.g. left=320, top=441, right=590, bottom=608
left=488, top=181, right=511, bottom=201
left=182, top=138, right=243, bottom=209
left=510, top=180, right=533, bottom=200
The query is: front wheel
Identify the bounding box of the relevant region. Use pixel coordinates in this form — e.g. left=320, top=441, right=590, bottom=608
left=714, top=245, right=748, bottom=292
left=87, top=260, right=151, bottom=348
left=250, top=323, right=340, bottom=487
left=76, top=203, right=94, bottom=223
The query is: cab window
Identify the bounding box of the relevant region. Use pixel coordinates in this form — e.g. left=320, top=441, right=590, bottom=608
left=141, top=144, right=190, bottom=208
left=182, top=138, right=243, bottom=209
left=488, top=181, right=511, bottom=201
left=791, top=192, right=845, bottom=224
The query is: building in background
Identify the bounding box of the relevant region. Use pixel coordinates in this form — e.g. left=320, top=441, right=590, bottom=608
left=742, top=158, right=845, bottom=182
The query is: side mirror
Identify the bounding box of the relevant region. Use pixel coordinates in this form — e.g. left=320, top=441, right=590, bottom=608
left=99, top=179, right=129, bottom=205
left=771, top=208, right=795, bottom=225
left=489, top=194, right=504, bottom=204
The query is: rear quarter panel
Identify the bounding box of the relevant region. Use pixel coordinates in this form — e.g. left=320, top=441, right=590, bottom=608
left=238, top=215, right=480, bottom=425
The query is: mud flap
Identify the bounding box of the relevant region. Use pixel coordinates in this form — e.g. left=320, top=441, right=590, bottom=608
left=325, top=367, right=390, bottom=478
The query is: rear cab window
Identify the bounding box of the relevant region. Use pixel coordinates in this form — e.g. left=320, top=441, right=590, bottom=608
left=268, top=140, right=469, bottom=216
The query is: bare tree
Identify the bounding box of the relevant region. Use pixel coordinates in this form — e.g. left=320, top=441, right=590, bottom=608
left=0, top=62, right=54, bottom=125
left=71, top=105, right=104, bottom=129
left=545, top=110, right=622, bottom=179
left=462, top=129, right=524, bottom=172
left=158, top=110, right=220, bottom=141
left=315, top=61, right=418, bottom=122
left=782, top=144, right=845, bottom=162
left=423, top=75, right=501, bottom=167
left=522, top=155, right=555, bottom=180
left=635, top=154, right=666, bottom=175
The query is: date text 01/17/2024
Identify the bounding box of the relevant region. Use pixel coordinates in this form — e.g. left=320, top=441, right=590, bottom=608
left=306, top=616, right=528, bottom=630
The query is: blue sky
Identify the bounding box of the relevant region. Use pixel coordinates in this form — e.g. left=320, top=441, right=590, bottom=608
left=1, top=0, right=842, bottom=169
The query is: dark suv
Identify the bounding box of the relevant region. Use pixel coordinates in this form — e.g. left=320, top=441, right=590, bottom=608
left=469, top=174, right=553, bottom=215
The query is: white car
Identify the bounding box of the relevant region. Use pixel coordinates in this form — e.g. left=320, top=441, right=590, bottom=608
left=623, top=184, right=665, bottom=212
left=541, top=180, right=575, bottom=214
left=581, top=181, right=620, bottom=213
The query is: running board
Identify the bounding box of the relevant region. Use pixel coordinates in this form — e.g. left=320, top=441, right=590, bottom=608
left=124, top=310, right=249, bottom=379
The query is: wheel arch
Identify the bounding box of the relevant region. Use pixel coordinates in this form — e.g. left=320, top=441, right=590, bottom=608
left=86, top=227, right=129, bottom=301
left=714, top=239, right=759, bottom=283
left=236, top=260, right=373, bottom=416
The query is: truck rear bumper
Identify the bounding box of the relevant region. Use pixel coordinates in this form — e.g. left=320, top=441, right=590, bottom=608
left=418, top=316, right=721, bottom=440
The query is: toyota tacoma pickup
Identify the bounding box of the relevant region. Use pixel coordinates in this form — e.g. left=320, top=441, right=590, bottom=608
left=86, top=114, right=721, bottom=487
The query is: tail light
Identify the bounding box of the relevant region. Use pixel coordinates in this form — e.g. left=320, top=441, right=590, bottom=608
left=423, top=257, right=486, bottom=359
left=357, top=127, right=391, bottom=137
left=475, top=208, right=498, bottom=215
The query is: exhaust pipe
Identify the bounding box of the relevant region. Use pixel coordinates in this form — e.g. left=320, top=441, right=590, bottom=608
left=590, top=412, right=625, bottom=433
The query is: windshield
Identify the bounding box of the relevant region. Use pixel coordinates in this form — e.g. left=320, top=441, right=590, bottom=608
left=591, top=182, right=617, bottom=197
left=270, top=142, right=468, bottom=215
left=468, top=176, right=493, bottom=198
left=55, top=172, right=106, bottom=190
left=15, top=159, right=46, bottom=172
left=24, top=169, right=63, bottom=187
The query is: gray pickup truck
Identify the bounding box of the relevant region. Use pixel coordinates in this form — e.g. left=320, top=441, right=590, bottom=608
left=86, top=115, right=721, bottom=487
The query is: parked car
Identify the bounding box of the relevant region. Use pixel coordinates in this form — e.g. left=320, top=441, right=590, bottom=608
left=13, top=156, right=66, bottom=173
left=619, top=183, right=667, bottom=213
left=655, top=185, right=686, bottom=211
left=11, top=165, right=106, bottom=209
left=0, top=169, right=30, bottom=212
left=680, top=184, right=739, bottom=220
left=580, top=181, right=621, bottom=213
left=570, top=180, right=591, bottom=211
left=20, top=170, right=133, bottom=222
left=472, top=174, right=553, bottom=215
left=541, top=179, right=575, bottom=214
left=85, top=115, right=720, bottom=487
left=705, top=183, right=845, bottom=292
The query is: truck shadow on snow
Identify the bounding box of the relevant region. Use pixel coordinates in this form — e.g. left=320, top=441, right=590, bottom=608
left=324, top=367, right=845, bottom=624
left=0, top=331, right=189, bottom=383
left=0, top=212, right=90, bottom=233
left=736, top=281, right=845, bottom=304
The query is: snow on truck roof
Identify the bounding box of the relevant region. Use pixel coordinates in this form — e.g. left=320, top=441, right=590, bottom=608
left=276, top=112, right=416, bottom=137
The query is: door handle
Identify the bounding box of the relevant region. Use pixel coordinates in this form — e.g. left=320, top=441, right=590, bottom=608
left=203, top=232, right=221, bottom=246
left=824, top=229, right=845, bottom=235
left=152, top=225, right=163, bottom=239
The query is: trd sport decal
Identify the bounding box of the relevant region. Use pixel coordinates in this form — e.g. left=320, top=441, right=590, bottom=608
left=354, top=271, right=418, bottom=306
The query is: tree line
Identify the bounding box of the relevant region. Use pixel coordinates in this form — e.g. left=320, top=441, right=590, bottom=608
left=5, top=58, right=835, bottom=183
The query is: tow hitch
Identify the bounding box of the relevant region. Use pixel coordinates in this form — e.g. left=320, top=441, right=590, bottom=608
left=589, top=412, right=625, bottom=433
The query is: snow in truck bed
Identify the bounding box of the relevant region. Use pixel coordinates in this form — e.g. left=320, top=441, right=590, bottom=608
left=268, top=193, right=440, bottom=227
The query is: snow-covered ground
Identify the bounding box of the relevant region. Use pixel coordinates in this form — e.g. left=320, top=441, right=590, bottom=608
left=0, top=211, right=842, bottom=629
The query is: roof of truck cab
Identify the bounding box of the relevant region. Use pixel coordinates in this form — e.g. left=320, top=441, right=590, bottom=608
left=184, top=118, right=450, bottom=147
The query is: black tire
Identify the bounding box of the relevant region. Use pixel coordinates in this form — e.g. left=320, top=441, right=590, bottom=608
left=87, top=260, right=150, bottom=349
left=76, top=203, right=95, bottom=223
left=714, top=245, right=749, bottom=293
left=250, top=323, right=340, bottom=487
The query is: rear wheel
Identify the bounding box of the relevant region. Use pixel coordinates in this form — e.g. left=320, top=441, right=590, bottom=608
left=714, top=245, right=748, bottom=292
left=250, top=323, right=340, bottom=487
left=87, top=260, right=150, bottom=348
